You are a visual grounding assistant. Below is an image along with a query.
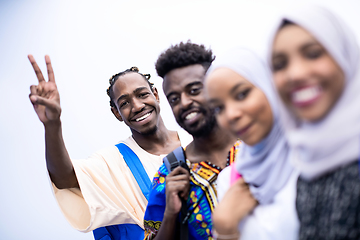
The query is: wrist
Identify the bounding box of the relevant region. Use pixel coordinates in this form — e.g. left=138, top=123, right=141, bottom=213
left=44, top=118, right=62, bottom=129
left=214, top=224, right=239, bottom=236
left=213, top=212, right=240, bottom=235
left=212, top=229, right=240, bottom=240
left=163, top=209, right=178, bottom=220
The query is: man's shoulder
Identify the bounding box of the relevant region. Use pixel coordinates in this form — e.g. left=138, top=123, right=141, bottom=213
left=101, top=136, right=134, bottom=152
left=89, top=137, right=134, bottom=160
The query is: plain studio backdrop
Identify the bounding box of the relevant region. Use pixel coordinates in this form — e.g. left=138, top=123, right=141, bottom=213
left=0, top=0, right=359, bottom=239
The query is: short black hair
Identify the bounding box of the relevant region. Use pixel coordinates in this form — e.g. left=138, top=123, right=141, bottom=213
left=155, top=41, right=215, bottom=78
left=107, top=66, right=154, bottom=108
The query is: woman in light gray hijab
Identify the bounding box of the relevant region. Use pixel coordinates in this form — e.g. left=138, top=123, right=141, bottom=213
left=205, top=47, right=298, bottom=240
left=270, top=5, right=360, bottom=240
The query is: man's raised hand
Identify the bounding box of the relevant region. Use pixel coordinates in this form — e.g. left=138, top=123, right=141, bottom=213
left=28, top=55, right=61, bottom=125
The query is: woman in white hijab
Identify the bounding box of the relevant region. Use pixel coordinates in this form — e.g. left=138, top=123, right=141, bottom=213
left=205, top=47, right=299, bottom=240
left=270, top=5, right=360, bottom=239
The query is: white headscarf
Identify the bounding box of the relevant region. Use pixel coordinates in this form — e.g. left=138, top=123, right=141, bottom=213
left=269, top=5, right=360, bottom=181
left=207, top=47, right=294, bottom=204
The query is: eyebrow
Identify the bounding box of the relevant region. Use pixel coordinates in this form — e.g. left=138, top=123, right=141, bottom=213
left=165, top=81, right=203, bottom=99
left=300, top=41, right=321, bottom=51
left=117, top=86, right=149, bottom=103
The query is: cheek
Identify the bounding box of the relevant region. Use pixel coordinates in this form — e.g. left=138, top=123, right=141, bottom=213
left=248, top=93, right=268, bottom=115
left=320, top=60, right=344, bottom=84
left=171, top=105, right=179, bottom=117
left=327, top=68, right=346, bottom=109
left=261, top=102, right=274, bottom=134
left=273, top=73, right=287, bottom=95
left=316, top=58, right=345, bottom=100
left=272, top=73, right=291, bottom=108
left=250, top=93, right=273, bottom=131
left=215, top=113, right=229, bottom=131
left=316, top=59, right=339, bottom=78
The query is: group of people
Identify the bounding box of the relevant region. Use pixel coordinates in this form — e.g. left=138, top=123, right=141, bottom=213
left=28, top=4, right=360, bottom=240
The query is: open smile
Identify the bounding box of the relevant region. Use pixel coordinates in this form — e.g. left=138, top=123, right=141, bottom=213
left=131, top=109, right=154, bottom=122
left=291, top=85, right=322, bottom=108
left=181, top=109, right=203, bottom=125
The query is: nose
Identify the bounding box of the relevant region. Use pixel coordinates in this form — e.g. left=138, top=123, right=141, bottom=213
left=180, top=92, right=193, bottom=110
left=287, top=58, right=309, bottom=82
left=131, top=98, right=145, bottom=113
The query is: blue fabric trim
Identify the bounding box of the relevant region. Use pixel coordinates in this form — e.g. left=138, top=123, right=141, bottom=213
left=93, top=143, right=151, bottom=240
left=93, top=224, right=144, bottom=240
left=116, top=142, right=151, bottom=200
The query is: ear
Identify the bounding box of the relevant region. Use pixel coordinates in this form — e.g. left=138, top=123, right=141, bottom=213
left=111, top=107, right=123, bottom=122
left=153, top=87, right=160, bottom=103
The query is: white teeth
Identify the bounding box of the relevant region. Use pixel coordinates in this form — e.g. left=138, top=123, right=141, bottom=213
left=135, top=112, right=151, bottom=122
left=185, top=112, right=198, bottom=120
left=292, top=86, right=320, bottom=103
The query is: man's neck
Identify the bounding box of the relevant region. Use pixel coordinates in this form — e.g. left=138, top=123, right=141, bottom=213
left=186, top=126, right=236, bottom=169
left=131, top=117, right=180, bottom=156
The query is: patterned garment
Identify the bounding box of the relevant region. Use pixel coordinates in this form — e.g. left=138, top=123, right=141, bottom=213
left=144, top=143, right=239, bottom=240
left=296, top=160, right=360, bottom=240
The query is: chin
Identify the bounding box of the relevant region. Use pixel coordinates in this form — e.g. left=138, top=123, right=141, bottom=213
left=295, top=107, right=329, bottom=122
left=186, top=119, right=217, bottom=138
left=140, top=126, right=158, bottom=136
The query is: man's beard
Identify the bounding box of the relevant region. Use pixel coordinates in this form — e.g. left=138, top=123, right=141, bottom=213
left=177, top=107, right=217, bottom=138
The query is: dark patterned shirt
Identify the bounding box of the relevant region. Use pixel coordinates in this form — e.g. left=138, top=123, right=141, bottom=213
left=296, top=160, right=360, bottom=240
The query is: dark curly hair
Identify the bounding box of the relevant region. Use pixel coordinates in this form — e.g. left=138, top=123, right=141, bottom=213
left=107, top=66, right=154, bottom=108
left=155, top=41, right=215, bottom=78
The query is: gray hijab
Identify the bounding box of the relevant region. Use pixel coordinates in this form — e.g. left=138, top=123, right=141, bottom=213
left=207, top=47, right=293, bottom=204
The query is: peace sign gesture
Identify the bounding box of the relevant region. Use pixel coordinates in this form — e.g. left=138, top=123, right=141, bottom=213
left=28, top=55, right=61, bottom=125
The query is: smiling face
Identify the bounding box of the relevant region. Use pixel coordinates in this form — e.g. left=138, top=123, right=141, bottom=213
left=271, top=24, right=345, bottom=122
left=163, top=64, right=216, bottom=137
left=205, top=68, right=273, bottom=146
left=111, top=72, right=160, bottom=135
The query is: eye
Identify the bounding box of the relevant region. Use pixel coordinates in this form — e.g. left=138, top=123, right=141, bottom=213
left=211, top=105, right=224, bottom=115
left=304, top=47, right=324, bottom=59
left=189, top=86, right=202, bottom=95
left=119, top=100, right=129, bottom=108
left=272, top=56, right=287, bottom=72
left=139, top=92, right=150, bottom=98
left=168, top=96, right=180, bottom=105
left=235, top=88, right=251, bottom=100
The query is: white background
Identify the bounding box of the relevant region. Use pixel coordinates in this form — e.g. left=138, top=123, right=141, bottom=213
left=0, top=0, right=359, bottom=239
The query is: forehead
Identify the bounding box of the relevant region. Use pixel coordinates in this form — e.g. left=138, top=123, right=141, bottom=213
left=112, top=72, right=150, bottom=96
left=206, top=68, right=252, bottom=94
left=273, top=24, right=317, bottom=53
left=162, top=64, right=205, bottom=94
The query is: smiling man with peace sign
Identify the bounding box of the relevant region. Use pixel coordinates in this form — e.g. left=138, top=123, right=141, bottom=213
left=28, top=55, right=192, bottom=240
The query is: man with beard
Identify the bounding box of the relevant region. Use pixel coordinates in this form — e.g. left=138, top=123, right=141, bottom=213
left=28, top=56, right=192, bottom=240
left=143, top=42, right=238, bottom=240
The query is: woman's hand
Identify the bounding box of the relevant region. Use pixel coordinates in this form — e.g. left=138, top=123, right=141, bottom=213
left=212, top=178, right=258, bottom=239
